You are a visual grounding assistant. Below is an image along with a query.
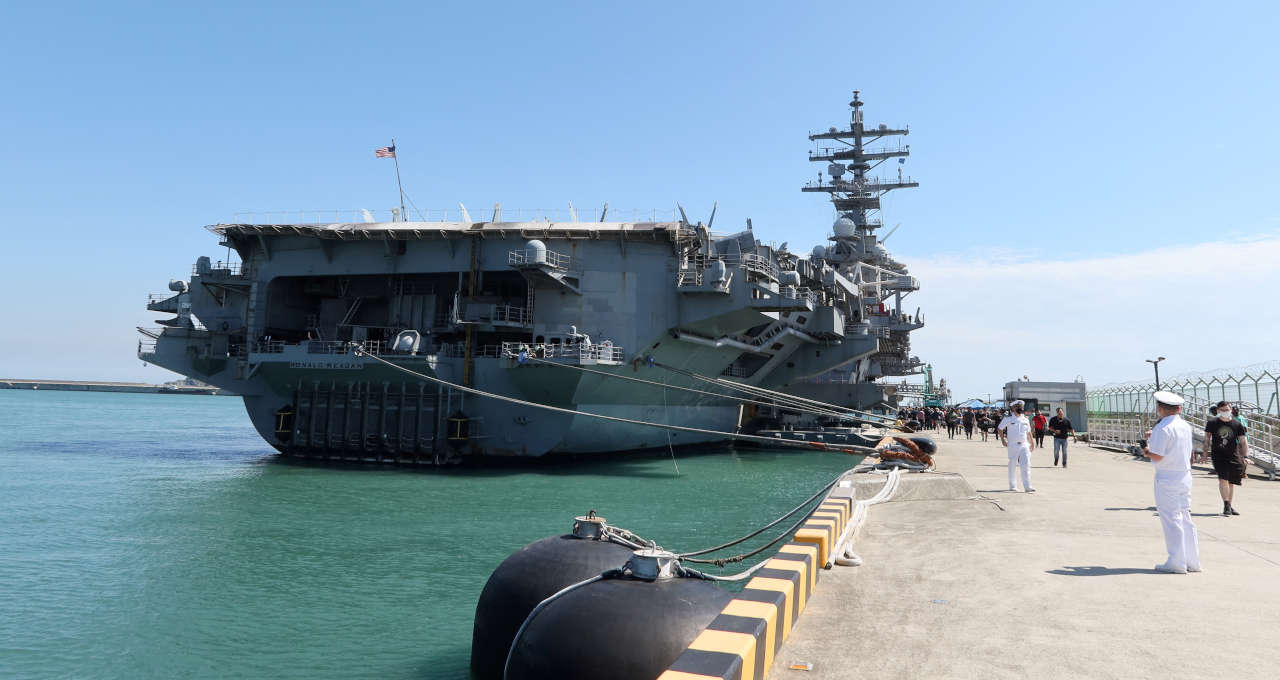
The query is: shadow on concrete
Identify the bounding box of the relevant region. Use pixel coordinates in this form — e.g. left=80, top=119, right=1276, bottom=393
left=1104, top=506, right=1158, bottom=511
left=1104, top=507, right=1224, bottom=518
left=1047, top=565, right=1163, bottom=576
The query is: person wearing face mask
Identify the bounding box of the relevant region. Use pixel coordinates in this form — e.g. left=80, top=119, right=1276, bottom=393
left=999, top=400, right=1036, bottom=492
left=1140, top=391, right=1200, bottom=574
left=1205, top=400, right=1249, bottom=516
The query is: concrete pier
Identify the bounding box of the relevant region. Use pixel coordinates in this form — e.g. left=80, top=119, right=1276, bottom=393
left=777, top=433, right=1279, bottom=680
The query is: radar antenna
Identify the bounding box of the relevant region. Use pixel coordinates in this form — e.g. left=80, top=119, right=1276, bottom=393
left=803, top=90, right=918, bottom=249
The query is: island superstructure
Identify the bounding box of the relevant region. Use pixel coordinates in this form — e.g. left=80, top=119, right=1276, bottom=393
left=138, top=92, right=929, bottom=462
left=781, top=90, right=926, bottom=411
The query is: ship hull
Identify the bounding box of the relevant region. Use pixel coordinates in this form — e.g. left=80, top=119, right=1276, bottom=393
left=230, top=361, right=741, bottom=460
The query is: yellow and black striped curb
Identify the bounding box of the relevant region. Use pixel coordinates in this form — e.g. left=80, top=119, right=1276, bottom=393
left=658, top=490, right=855, bottom=680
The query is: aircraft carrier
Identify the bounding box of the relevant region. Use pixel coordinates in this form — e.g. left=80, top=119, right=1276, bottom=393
left=138, top=91, right=926, bottom=462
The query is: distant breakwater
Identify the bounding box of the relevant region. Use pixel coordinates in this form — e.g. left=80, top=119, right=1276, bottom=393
left=0, top=379, right=231, bottom=395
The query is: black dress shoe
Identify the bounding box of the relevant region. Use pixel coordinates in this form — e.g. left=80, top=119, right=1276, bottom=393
left=1229, top=507, right=1240, bottom=516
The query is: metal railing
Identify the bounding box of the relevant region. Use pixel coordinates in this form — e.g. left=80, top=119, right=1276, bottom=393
left=254, top=340, right=287, bottom=354
left=248, top=339, right=388, bottom=356
left=462, top=304, right=531, bottom=326
left=508, top=248, right=575, bottom=271
left=1089, top=372, right=1280, bottom=417
left=305, top=340, right=354, bottom=355
left=1087, top=373, right=1280, bottom=479
left=193, top=261, right=250, bottom=277
left=778, top=286, right=818, bottom=304
left=826, top=223, right=886, bottom=240
left=500, top=342, right=624, bottom=364
left=720, top=364, right=751, bottom=378
left=228, top=206, right=689, bottom=225
left=676, top=270, right=703, bottom=287
left=802, top=176, right=916, bottom=191
left=809, top=144, right=908, bottom=159
left=438, top=343, right=504, bottom=359
left=720, top=253, right=778, bottom=281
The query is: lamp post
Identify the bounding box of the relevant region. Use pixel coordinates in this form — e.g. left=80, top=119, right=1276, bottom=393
left=1146, top=357, right=1166, bottom=389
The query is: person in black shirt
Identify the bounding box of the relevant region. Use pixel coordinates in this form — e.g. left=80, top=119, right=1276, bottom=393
left=961, top=409, right=975, bottom=439
left=945, top=409, right=959, bottom=439
left=1048, top=408, right=1074, bottom=467
left=1205, top=400, right=1249, bottom=516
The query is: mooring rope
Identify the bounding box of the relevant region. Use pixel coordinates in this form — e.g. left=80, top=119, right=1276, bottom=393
left=678, top=504, right=824, bottom=567
left=350, top=346, right=880, bottom=455
left=829, top=467, right=903, bottom=568
left=676, top=472, right=844, bottom=557
left=649, top=359, right=896, bottom=426
left=519, top=353, right=849, bottom=418
left=502, top=571, right=617, bottom=679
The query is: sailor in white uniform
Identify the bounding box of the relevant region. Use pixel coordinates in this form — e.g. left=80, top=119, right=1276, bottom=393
left=1141, top=391, right=1201, bottom=573
left=998, top=400, right=1035, bottom=492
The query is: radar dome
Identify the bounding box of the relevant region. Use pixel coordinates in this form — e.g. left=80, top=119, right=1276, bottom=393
left=811, top=245, right=827, bottom=259
left=524, top=239, right=547, bottom=264
left=833, top=216, right=858, bottom=237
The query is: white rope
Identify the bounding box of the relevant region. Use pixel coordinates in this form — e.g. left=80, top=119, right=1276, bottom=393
left=503, top=573, right=609, bottom=679
left=652, top=360, right=897, bottom=426
left=522, top=354, right=851, bottom=418
left=350, top=346, right=879, bottom=455
left=683, top=558, right=774, bottom=582
left=661, top=375, right=680, bottom=475
left=829, top=467, right=903, bottom=568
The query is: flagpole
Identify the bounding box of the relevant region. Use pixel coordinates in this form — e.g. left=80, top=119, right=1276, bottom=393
left=391, top=137, right=406, bottom=222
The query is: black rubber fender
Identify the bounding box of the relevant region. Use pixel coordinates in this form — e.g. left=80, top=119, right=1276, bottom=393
left=505, top=576, right=732, bottom=680
left=471, top=535, right=634, bottom=680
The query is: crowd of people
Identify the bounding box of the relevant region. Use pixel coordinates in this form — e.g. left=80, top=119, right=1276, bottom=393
left=897, top=394, right=1252, bottom=574
left=895, top=405, right=1075, bottom=461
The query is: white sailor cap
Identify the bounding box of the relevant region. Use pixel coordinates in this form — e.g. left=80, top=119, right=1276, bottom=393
left=1153, top=391, right=1185, bottom=407
left=1010, top=400, right=1025, bottom=408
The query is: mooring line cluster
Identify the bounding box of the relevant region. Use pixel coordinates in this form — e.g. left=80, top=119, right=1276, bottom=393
left=520, top=353, right=837, bottom=417
left=649, top=358, right=897, bottom=425
left=350, top=346, right=883, bottom=455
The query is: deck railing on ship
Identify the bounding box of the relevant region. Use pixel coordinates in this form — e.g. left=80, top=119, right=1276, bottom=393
left=250, top=339, right=388, bottom=356
left=192, top=261, right=250, bottom=277
left=508, top=248, right=575, bottom=271
left=499, top=341, right=624, bottom=364
left=227, top=206, right=696, bottom=225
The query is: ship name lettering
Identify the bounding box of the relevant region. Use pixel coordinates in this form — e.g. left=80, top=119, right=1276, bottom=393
left=287, top=360, right=363, bottom=370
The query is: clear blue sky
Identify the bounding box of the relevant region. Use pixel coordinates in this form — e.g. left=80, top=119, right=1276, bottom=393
left=3, top=1, right=1278, bottom=393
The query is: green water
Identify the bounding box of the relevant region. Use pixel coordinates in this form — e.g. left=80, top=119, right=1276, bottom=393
left=0, top=390, right=857, bottom=679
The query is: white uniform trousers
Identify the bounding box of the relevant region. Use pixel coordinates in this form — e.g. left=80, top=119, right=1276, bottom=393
left=1154, top=474, right=1199, bottom=570
left=1008, top=442, right=1032, bottom=490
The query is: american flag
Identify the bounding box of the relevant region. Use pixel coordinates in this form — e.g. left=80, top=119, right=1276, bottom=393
left=375, top=145, right=396, bottom=158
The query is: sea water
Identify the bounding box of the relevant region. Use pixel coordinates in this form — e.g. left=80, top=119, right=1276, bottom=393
left=0, top=390, right=857, bottom=679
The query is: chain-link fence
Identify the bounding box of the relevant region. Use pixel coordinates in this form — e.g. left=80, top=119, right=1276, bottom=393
left=1086, top=371, right=1280, bottom=480
left=1089, top=371, right=1280, bottom=417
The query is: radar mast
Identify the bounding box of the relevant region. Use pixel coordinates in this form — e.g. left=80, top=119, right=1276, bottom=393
left=802, top=91, right=917, bottom=271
